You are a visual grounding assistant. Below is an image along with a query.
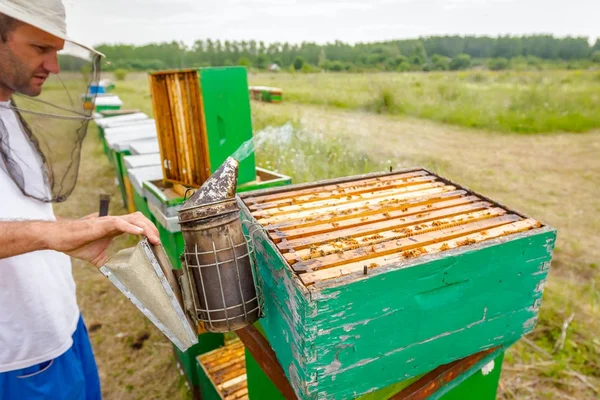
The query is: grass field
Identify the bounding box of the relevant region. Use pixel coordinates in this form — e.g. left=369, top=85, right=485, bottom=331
left=59, top=70, right=599, bottom=399
left=251, top=70, right=600, bottom=134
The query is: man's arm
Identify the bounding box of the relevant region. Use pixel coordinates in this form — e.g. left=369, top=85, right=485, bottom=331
left=0, top=220, right=50, bottom=258
left=0, top=212, right=160, bottom=267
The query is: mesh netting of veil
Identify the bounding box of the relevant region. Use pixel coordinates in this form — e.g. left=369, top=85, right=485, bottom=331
left=0, top=42, right=101, bottom=203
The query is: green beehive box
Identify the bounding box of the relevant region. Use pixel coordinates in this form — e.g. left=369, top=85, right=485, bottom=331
left=149, top=66, right=256, bottom=188
left=238, top=169, right=556, bottom=400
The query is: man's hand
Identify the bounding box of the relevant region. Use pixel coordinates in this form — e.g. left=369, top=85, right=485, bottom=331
left=45, top=212, right=160, bottom=267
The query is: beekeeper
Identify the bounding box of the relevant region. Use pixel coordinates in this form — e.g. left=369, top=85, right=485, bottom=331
left=0, top=0, right=159, bottom=398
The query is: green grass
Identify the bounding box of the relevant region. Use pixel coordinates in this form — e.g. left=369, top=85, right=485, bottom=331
left=250, top=70, right=600, bottom=133
left=251, top=114, right=388, bottom=184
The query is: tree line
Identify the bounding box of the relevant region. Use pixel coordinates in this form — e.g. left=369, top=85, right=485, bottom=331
left=92, top=35, right=600, bottom=73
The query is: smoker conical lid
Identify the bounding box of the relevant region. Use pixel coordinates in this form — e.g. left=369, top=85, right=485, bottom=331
left=181, top=157, right=239, bottom=209
left=99, top=239, right=198, bottom=352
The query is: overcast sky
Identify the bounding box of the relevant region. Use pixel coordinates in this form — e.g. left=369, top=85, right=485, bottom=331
left=64, top=0, right=599, bottom=48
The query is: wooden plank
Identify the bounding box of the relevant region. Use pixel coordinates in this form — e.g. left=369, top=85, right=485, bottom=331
left=218, top=374, right=246, bottom=390
left=194, top=70, right=212, bottom=184
left=148, top=76, right=168, bottom=183
left=217, top=369, right=247, bottom=388
left=252, top=182, right=446, bottom=218
left=267, top=193, right=478, bottom=240
left=389, top=347, right=499, bottom=400
left=299, top=218, right=541, bottom=285
left=166, top=75, right=183, bottom=182
left=180, top=72, right=197, bottom=185
left=174, top=75, right=194, bottom=184
left=244, top=170, right=429, bottom=205
left=277, top=201, right=491, bottom=250
left=291, top=214, right=521, bottom=272
left=224, top=387, right=249, bottom=400
left=248, top=175, right=438, bottom=211
left=256, top=185, right=457, bottom=226
left=283, top=207, right=507, bottom=262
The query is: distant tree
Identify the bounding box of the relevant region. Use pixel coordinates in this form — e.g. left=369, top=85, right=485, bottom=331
left=591, top=51, right=600, bottom=64
left=410, top=42, right=427, bottom=65
left=431, top=54, right=450, bottom=70
left=255, top=54, right=269, bottom=69
left=450, top=53, right=472, bottom=70
left=385, top=55, right=408, bottom=71
left=289, top=64, right=296, bottom=74
left=94, top=34, right=600, bottom=75
left=237, top=57, right=251, bottom=68
left=293, top=56, right=304, bottom=71
left=488, top=57, right=510, bottom=70
left=329, top=61, right=344, bottom=72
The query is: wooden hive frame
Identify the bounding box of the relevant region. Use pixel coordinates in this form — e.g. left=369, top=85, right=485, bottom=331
left=241, top=169, right=543, bottom=287
left=237, top=168, right=556, bottom=400
left=149, top=69, right=212, bottom=188
left=197, top=338, right=249, bottom=400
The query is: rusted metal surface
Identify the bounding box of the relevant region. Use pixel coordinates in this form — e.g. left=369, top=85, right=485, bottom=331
left=389, top=347, right=499, bottom=400
left=178, top=157, right=260, bottom=332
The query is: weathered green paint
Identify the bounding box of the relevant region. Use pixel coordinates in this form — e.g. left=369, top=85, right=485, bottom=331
left=238, top=192, right=556, bottom=400
left=199, top=67, right=256, bottom=186
left=132, top=191, right=156, bottom=225
left=439, top=351, right=504, bottom=400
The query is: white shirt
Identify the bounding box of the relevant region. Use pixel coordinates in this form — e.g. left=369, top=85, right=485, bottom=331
left=0, top=101, right=79, bottom=373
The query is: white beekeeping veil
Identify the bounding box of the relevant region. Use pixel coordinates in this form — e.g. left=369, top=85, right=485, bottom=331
left=0, top=0, right=103, bottom=202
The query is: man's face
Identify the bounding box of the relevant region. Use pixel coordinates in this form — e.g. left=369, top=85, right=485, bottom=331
left=0, top=23, right=65, bottom=98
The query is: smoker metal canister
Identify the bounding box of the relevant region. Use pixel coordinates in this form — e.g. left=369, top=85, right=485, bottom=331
left=178, top=158, right=260, bottom=332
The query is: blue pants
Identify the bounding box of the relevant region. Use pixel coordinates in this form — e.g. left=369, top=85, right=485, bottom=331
left=0, top=316, right=101, bottom=400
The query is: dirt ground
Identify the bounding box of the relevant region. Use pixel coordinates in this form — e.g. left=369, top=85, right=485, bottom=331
left=56, top=100, right=599, bottom=399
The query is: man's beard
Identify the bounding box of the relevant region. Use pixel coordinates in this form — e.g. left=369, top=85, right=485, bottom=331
left=0, top=46, right=40, bottom=98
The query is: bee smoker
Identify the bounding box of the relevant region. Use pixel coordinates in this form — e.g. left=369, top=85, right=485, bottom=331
left=177, top=157, right=261, bottom=333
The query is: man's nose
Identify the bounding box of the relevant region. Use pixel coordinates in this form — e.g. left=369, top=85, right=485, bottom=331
left=43, top=52, right=61, bottom=75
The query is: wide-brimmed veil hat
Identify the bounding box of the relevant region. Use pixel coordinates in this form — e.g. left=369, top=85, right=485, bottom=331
left=0, top=0, right=103, bottom=56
